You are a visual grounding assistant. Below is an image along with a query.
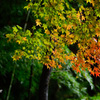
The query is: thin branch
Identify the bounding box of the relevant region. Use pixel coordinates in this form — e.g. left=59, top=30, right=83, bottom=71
left=24, top=0, right=34, bottom=32
left=6, top=65, right=16, bottom=100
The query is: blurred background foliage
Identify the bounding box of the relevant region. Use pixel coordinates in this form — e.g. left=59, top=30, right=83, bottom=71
left=1, top=0, right=100, bottom=100
left=0, top=26, right=43, bottom=100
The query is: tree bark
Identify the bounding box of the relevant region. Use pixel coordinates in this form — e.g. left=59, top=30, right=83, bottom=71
left=39, top=65, right=52, bottom=100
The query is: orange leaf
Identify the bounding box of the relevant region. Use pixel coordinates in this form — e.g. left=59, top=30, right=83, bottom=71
left=67, top=24, right=72, bottom=30
left=58, top=64, right=62, bottom=69
left=76, top=68, right=80, bottom=73
left=22, top=37, right=27, bottom=41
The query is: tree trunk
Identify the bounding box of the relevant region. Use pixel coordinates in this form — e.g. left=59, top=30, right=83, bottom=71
left=39, top=65, right=52, bottom=100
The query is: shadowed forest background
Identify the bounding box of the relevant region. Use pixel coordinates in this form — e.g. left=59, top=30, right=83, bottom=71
left=0, top=0, right=100, bottom=100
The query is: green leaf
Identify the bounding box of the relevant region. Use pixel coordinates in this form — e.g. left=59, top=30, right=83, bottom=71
left=12, top=26, right=18, bottom=33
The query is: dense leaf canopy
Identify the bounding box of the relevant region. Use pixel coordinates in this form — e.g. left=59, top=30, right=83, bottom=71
left=6, top=0, right=100, bottom=77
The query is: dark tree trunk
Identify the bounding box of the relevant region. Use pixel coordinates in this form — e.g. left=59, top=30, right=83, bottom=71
left=39, top=65, right=52, bottom=100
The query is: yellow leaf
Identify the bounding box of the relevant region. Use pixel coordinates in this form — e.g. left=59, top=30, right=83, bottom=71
left=66, top=30, right=70, bottom=36
left=82, top=16, right=85, bottom=20
left=12, top=55, right=16, bottom=61
left=69, top=34, right=74, bottom=38
left=45, top=29, right=50, bottom=35
left=24, top=6, right=30, bottom=11
left=36, top=19, right=42, bottom=26
left=16, top=40, right=21, bottom=44
left=23, top=47, right=25, bottom=50
left=77, top=11, right=80, bottom=19
left=47, top=65, right=50, bottom=69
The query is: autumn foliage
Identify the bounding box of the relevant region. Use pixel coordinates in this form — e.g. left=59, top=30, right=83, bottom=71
left=6, top=0, right=100, bottom=77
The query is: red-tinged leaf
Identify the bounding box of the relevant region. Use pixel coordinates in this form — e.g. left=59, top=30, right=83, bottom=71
left=95, top=72, right=100, bottom=77
left=94, top=67, right=98, bottom=72
left=90, top=71, right=94, bottom=76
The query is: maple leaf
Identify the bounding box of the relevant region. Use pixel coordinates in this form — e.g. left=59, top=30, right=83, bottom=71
left=81, top=16, right=85, bottom=20
left=36, top=19, right=42, bottom=26
left=22, top=37, right=27, bottom=41
left=47, top=65, right=50, bottom=69
left=16, top=40, right=21, bottom=44
left=76, top=68, right=80, bottom=73
left=77, top=11, right=80, bottom=19
left=90, top=71, right=94, bottom=76
left=67, top=24, right=72, bottom=30
left=95, top=72, right=100, bottom=77
left=44, top=16, right=49, bottom=21
left=45, top=29, right=50, bottom=35
left=12, top=55, right=20, bottom=61
left=96, top=32, right=100, bottom=37
left=94, top=67, right=98, bottom=72
left=58, top=64, right=62, bottom=69
left=12, top=55, right=17, bottom=61
left=61, top=34, right=65, bottom=38
left=43, top=24, right=47, bottom=29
